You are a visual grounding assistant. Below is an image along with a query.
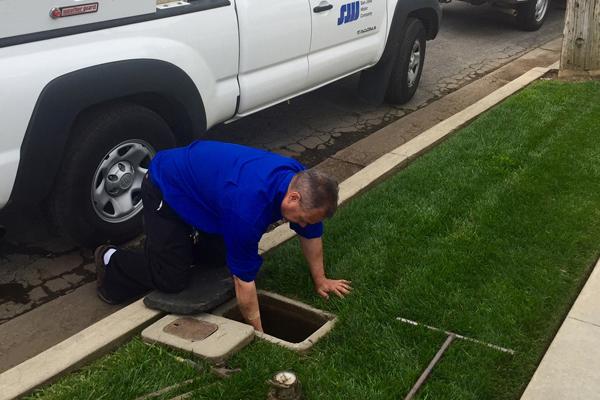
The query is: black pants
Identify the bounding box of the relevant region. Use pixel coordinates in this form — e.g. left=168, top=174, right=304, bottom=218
left=102, top=175, right=225, bottom=303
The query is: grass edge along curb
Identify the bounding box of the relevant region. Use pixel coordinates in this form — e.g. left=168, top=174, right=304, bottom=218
left=520, top=257, right=600, bottom=399
left=0, top=64, right=553, bottom=400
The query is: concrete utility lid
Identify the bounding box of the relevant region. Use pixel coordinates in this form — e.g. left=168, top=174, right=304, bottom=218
left=144, top=264, right=234, bottom=314
left=142, top=314, right=254, bottom=364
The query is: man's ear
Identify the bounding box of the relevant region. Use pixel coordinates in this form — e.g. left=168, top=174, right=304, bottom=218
left=288, top=191, right=301, bottom=203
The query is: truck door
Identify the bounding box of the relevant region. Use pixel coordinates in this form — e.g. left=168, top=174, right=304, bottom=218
left=307, top=0, right=387, bottom=87
left=235, top=0, right=311, bottom=115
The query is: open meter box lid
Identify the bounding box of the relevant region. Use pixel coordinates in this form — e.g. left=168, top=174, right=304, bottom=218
left=0, top=0, right=157, bottom=39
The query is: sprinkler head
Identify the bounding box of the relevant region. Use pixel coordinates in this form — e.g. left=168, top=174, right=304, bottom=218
left=267, top=371, right=302, bottom=400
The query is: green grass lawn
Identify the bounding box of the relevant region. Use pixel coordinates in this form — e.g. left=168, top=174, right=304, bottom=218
left=28, top=80, right=600, bottom=400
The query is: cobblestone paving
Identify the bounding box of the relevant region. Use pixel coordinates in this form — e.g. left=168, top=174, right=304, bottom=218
left=0, top=1, right=565, bottom=325
left=0, top=238, right=95, bottom=324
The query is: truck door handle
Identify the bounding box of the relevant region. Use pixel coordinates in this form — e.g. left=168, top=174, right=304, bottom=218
left=313, top=3, right=333, bottom=13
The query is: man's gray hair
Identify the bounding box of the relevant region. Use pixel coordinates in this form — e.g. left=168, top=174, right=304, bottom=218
left=290, top=169, right=339, bottom=218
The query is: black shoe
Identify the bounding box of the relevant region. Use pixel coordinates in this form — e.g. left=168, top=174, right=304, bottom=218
left=94, top=245, right=115, bottom=288
left=96, top=286, right=120, bottom=305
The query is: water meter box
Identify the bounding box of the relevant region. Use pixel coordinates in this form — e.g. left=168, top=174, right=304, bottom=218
left=0, top=0, right=156, bottom=39
left=214, top=290, right=337, bottom=353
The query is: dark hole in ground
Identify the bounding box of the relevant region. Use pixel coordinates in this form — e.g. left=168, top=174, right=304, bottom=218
left=222, top=293, right=329, bottom=344
left=0, top=282, right=29, bottom=303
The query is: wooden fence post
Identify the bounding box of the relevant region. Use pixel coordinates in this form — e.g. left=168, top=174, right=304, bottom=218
left=560, top=0, right=600, bottom=78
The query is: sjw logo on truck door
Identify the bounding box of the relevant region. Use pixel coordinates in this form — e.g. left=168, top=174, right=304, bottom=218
left=337, top=1, right=360, bottom=25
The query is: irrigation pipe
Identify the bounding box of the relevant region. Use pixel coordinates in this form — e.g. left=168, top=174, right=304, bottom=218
left=398, top=317, right=516, bottom=399
left=397, top=317, right=516, bottom=354
left=134, top=379, right=195, bottom=400
left=166, top=392, right=194, bottom=400
left=404, top=334, right=456, bottom=400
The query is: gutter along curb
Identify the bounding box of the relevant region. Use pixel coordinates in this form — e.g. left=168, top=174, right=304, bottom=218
left=0, top=64, right=555, bottom=400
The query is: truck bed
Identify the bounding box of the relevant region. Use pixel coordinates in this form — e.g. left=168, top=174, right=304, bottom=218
left=0, top=0, right=158, bottom=39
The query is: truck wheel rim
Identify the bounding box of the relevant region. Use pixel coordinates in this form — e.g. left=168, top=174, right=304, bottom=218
left=535, top=0, right=549, bottom=22
left=91, top=140, right=155, bottom=223
left=407, top=40, right=421, bottom=88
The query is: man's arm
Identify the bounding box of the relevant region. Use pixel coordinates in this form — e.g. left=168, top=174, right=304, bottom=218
left=233, top=276, right=263, bottom=332
left=300, top=236, right=352, bottom=299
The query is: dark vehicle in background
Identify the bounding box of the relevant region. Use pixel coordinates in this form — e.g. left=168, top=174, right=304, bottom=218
left=441, top=0, right=550, bottom=30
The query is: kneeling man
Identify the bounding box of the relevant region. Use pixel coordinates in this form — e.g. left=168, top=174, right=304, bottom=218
left=95, top=140, right=351, bottom=331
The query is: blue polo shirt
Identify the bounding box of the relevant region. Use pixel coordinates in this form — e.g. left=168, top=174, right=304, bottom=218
left=148, top=141, right=323, bottom=282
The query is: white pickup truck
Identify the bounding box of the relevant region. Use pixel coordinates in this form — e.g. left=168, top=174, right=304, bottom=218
left=0, top=0, right=441, bottom=246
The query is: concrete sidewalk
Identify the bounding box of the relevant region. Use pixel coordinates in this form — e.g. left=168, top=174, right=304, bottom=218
left=521, top=258, right=600, bottom=400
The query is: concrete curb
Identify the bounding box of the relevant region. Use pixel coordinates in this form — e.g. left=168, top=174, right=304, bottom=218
left=0, top=64, right=554, bottom=400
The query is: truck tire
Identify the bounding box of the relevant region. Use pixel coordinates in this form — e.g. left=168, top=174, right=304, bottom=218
left=50, top=103, right=176, bottom=247
left=385, top=18, right=427, bottom=105
left=516, top=0, right=550, bottom=31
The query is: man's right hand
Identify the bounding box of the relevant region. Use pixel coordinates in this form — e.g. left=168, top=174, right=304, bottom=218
left=315, top=277, right=352, bottom=299
left=233, top=276, right=263, bottom=332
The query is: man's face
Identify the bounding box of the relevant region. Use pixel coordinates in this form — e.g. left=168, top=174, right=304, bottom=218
left=281, top=191, right=326, bottom=228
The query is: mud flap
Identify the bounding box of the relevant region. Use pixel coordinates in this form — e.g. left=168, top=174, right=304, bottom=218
left=358, top=49, right=399, bottom=105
